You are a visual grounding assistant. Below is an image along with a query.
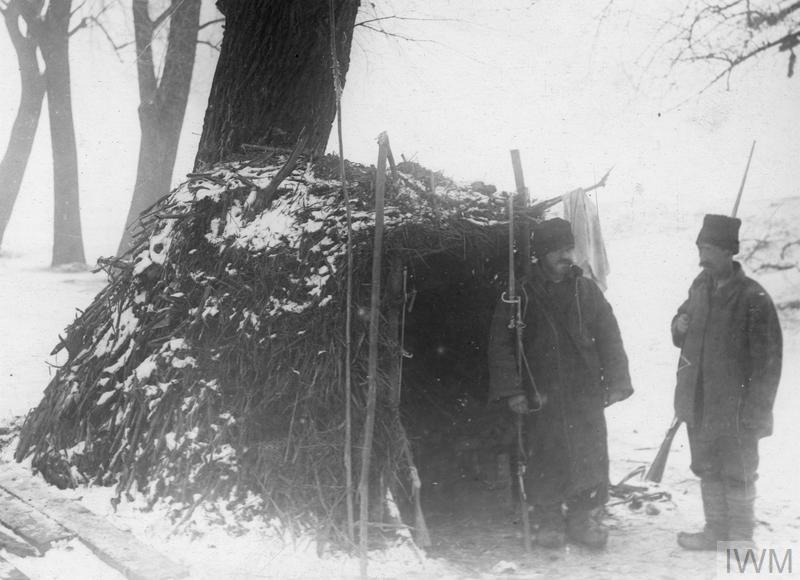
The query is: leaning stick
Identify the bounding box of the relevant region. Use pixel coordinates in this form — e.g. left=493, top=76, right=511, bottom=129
left=520, top=167, right=613, bottom=218
left=328, top=0, right=355, bottom=544
left=260, top=128, right=309, bottom=209
left=358, top=132, right=389, bottom=579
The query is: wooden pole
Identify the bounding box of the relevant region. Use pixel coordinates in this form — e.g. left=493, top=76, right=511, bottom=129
left=387, top=256, right=405, bottom=406
left=359, top=131, right=389, bottom=579
left=328, top=0, right=354, bottom=544
left=523, top=167, right=613, bottom=218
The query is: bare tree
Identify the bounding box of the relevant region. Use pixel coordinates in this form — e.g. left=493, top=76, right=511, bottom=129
left=194, top=0, right=360, bottom=168
left=0, top=0, right=46, bottom=251
left=116, top=0, right=210, bottom=255
left=0, top=0, right=87, bottom=265
left=650, top=1, right=800, bottom=273
left=37, top=0, right=86, bottom=266
left=659, top=1, right=800, bottom=88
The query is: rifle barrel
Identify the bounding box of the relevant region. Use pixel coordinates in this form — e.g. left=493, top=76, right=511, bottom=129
left=731, top=140, right=756, bottom=218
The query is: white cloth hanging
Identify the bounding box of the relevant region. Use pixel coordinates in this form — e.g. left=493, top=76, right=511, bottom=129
left=562, top=188, right=610, bottom=291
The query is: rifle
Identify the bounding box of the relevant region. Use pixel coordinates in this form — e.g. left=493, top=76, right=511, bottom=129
left=644, top=417, right=680, bottom=483
left=502, top=181, right=532, bottom=552
left=645, top=141, right=757, bottom=484
left=505, top=151, right=547, bottom=552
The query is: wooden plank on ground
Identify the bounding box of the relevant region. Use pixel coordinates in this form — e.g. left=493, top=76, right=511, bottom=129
left=0, top=489, right=72, bottom=551
left=0, top=466, right=188, bottom=580
left=0, top=525, right=39, bottom=558
left=0, top=555, right=29, bottom=580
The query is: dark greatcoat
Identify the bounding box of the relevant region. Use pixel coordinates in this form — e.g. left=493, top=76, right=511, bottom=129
left=672, top=262, right=782, bottom=438
left=488, top=264, right=633, bottom=506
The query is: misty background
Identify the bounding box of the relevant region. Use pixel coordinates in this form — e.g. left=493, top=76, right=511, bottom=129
left=0, top=0, right=797, bottom=265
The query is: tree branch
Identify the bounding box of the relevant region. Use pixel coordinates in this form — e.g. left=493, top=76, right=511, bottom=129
left=68, top=16, right=88, bottom=36
left=89, top=15, right=132, bottom=53
left=68, top=1, right=115, bottom=37
left=687, top=29, right=800, bottom=86
left=3, top=0, right=34, bottom=51
left=152, top=1, right=180, bottom=29
left=69, top=0, right=87, bottom=19
left=198, top=17, right=223, bottom=31
left=197, top=38, right=220, bottom=51
left=355, top=15, right=460, bottom=27
left=751, top=0, right=800, bottom=27
left=357, top=23, right=435, bottom=43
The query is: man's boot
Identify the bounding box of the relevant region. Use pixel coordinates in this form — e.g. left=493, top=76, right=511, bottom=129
left=566, top=508, right=608, bottom=549
left=678, top=478, right=728, bottom=550
left=726, top=480, right=756, bottom=548
left=534, top=503, right=565, bottom=549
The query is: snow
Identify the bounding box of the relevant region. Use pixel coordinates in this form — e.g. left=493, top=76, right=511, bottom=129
left=0, top=195, right=799, bottom=579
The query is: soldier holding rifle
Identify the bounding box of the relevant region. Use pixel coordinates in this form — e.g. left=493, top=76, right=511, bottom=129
left=672, top=214, right=782, bottom=550
left=488, top=217, right=633, bottom=549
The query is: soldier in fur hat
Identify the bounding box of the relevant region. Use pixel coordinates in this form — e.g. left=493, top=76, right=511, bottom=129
left=672, top=214, right=783, bottom=550
left=488, top=217, right=633, bottom=549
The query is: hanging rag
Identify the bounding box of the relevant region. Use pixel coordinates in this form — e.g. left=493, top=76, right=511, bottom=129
left=562, top=188, right=610, bottom=291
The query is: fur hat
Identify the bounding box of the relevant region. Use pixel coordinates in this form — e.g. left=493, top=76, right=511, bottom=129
left=696, top=214, right=741, bottom=254
left=532, top=218, right=574, bottom=257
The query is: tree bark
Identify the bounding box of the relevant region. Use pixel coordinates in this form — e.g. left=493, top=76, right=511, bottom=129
left=117, top=0, right=202, bottom=256
left=0, top=0, right=46, bottom=250
left=194, top=0, right=360, bottom=169
left=39, top=0, right=86, bottom=266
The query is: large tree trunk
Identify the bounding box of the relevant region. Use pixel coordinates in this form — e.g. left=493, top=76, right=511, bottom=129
left=117, top=0, right=202, bottom=256
left=39, top=0, right=85, bottom=267
left=194, top=0, right=360, bottom=169
left=0, top=0, right=46, bottom=250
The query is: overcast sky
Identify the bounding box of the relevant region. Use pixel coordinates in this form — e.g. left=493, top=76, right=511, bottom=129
left=0, top=0, right=798, bottom=262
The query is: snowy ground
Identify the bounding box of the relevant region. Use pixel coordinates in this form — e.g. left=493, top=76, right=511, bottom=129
left=0, top=195, right=798, bottom=579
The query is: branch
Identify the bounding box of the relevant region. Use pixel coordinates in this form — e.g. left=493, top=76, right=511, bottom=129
left=68, top=15, right=89, bottom=36
left=197, top=38, right=220, bottom=51
left=68, top=1, right=117, bottom=38
left=3, top=1, right=29, bottom=50
left=751, top=0, right=800, bottom=27
left=69, top=0, right=87, bottom=19
left=686, top=29, right=800, bottom=93
left=781, top=240, right=800, bottom=260
left=198, top=17, right=223, bottom=31
left=357, top=23, right=435, bottom=43
left=13, top=0, right=41, bottom=26
left=355, top=15, right=460, bottom=27
left=256, top=128, right=310, bottom=210
left=522, top=168, right=614, bottom=217
left=152, top=2, right=180, bottom=29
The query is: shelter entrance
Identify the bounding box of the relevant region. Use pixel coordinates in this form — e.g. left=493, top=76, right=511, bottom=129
left=398, top=250, right=517, bottom=522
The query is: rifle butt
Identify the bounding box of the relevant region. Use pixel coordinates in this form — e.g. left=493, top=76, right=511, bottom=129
left=644, top=418, right=682, bottom=483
